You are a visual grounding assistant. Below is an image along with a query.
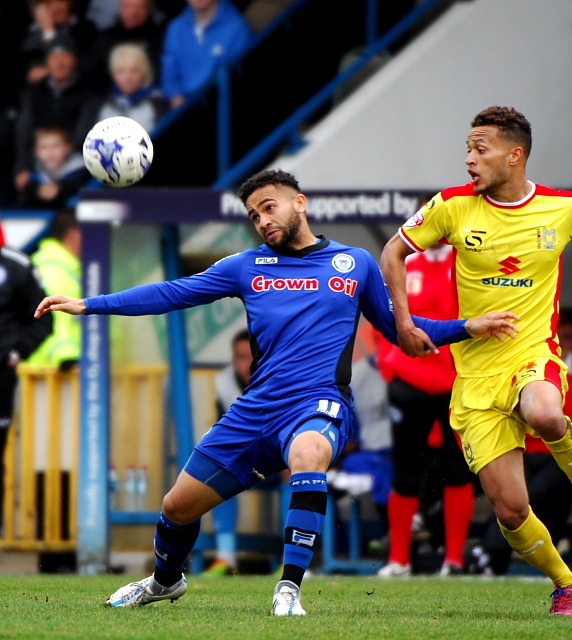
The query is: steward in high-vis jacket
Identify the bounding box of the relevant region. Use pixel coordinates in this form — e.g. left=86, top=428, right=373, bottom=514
left=27, top=211, right=81, bottom=371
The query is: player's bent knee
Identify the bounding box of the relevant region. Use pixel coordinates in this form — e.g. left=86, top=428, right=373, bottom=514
left=528, top=411, right=567, bottom=440
left=495, top=503, right=530, bottom=531
left=289, top=448, right=329, bottom=473
left=161, top=486, right=197, bottom=524
left=287, top=431, right=333, bottom=473
left=289, top=445, right=331, bottom=473
left=161, top=491, right=184, bottom=522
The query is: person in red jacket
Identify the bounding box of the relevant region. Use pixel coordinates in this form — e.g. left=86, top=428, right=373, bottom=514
left=377, top=237, right=474, bottom=577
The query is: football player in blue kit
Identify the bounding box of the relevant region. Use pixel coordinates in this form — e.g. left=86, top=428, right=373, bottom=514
left=34, top=170, right=518, bottom=615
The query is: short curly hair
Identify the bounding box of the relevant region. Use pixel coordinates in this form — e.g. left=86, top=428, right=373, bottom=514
left=471, top=106, right=532, bottom=158
left=237, top=169, right=300, bottom=205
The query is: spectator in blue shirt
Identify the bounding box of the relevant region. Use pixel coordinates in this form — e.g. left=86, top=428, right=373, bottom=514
left=161, top=0, right=253, bottom=108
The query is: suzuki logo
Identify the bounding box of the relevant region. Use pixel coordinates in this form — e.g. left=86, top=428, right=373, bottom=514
left=499, top=256, right=521, bottom=275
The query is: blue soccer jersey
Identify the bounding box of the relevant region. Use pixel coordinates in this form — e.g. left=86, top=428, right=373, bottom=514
left=85, top=237, right=469, bottom=487
left=86, top=237, right=468, bottom=402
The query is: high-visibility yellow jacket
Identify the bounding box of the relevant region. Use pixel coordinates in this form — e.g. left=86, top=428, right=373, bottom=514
left=26, top=238, right=81, bottom=368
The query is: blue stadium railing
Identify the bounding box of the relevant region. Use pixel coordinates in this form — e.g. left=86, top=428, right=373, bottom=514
left=158, top=0, right=449, bottom=188
left=213, top=0, right=447, bottom=188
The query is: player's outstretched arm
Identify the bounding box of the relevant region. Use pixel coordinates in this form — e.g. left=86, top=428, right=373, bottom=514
left=380, top=234, right=437, bottom=357
left=464, top=312, right=520, bottom=341
left=35, top=295, right=86, bottom=318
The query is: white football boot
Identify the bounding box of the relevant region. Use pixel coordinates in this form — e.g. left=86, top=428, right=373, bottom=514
left=107, top=574, right=187, bottom=608
left=377, top=562, right=411, bottom=578
left=272, top=580, right=307, bottom=616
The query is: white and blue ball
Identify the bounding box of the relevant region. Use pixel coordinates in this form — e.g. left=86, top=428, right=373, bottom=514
left=83, top=116, right=153, bottom=187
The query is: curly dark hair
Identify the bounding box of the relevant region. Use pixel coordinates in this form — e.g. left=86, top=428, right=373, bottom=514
left=237, top=169, right=300, bottom=205
left=471, top=106, right=532, bottom=158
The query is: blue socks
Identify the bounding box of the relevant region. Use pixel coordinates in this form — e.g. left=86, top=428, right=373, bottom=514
left=153, top=512, right=200, bottom=587
left=282, top=472, right=328, bottom=587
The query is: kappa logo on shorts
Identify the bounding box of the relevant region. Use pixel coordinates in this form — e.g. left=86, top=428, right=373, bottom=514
left=331, top=253, right=355, bottom=273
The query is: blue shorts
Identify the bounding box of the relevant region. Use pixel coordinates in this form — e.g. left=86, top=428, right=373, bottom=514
left=185, top=391, right=352, bottom=499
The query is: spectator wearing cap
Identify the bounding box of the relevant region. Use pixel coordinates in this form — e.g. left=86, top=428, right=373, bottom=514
left=13, top=34, right=103, bottom=190
left=85, top=0, right=167, bottom=91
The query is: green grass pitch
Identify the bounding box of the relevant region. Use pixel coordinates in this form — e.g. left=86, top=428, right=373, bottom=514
left=1, top=574, right=570, bottom=639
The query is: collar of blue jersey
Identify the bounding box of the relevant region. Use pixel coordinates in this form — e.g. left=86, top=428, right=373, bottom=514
left=266, top=235, right=329, bottom=257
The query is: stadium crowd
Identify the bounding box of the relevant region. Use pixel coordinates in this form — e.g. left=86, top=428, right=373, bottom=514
left=0, top=0, right=258, bottom=208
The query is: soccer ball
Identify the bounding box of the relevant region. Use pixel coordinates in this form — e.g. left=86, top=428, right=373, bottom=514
left=83, top=117, right=153, bottom=187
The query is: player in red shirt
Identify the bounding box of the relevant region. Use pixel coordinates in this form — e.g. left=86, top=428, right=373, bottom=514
left=377, top=239, right=474, bottom=577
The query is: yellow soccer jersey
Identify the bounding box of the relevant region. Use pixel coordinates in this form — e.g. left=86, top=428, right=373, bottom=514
left=399, top=181, right=572, bottom=376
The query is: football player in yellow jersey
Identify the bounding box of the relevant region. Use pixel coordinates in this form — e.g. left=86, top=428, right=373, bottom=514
left=381, top=106, right=572, bottom=616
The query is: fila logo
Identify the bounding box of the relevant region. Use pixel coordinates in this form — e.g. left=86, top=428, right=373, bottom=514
left=499, top=256, right=521, bottom=275
left=328, top=276, right=358, bottom=297
left=255, top=257, right=278, bottom=264
left=317, top=399, right=340, bottom=417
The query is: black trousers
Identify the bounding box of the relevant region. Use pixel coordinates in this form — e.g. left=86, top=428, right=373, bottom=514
left=388, top=377, right=473, bottom=497
left=0, top=364, right=18, bottom=528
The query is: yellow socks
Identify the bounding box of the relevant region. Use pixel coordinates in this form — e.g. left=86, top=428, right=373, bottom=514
left=499, top=508, right=572, bottom=587
left=543, top=416, right=572, bottom=482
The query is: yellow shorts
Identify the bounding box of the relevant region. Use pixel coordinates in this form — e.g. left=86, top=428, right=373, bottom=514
left=450, top=354, right=568, bottom=474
